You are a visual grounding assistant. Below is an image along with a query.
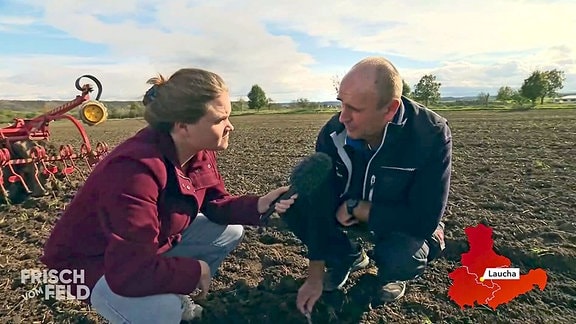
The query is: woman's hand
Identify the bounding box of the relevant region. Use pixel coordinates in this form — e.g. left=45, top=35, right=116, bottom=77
left=257, top=186, right=298, bottom=214
left=195, top=260, right=211, bottom=299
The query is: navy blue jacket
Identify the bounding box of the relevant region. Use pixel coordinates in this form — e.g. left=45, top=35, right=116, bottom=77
left=315, top=96, right=452, bottom=241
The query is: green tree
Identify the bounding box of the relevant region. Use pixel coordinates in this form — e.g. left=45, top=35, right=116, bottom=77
left=496, top=86, right=515, bottom=102
left=295, top=98, right=311, bottom=108
left=125, top=103, right=144, bottom=118
left=247, top=85, right=267, bottom=110
left=238, top=97, right=246, bottom=110
left=477, top=92, right=490, bottom=107
left=520, top=71, right=547, bottom=105
left=511, top=90, right=529, bottom=106
left=128, top=103, right=138, bottom=118
left=413, top=74, right=441, bottom=106
left=108, top=107, right=120, bottom=118
left=402, top=79, right=411, bottom=97
left=543, top=69, right=566, bottom=102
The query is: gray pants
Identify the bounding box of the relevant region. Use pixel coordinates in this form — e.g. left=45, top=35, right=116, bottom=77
left=89, top=214, right=244, bottom=323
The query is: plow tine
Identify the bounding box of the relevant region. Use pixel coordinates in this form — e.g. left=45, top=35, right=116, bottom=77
left=30, top=160, right=46, bottom=194
left=0, top=150, right=9, bottom=203
left=29, top=146, right=47, bottom=195
left=40, top=161, right=58, bottom=180
left=76, top=143, right=94, bottom=181
left=85, top=141, right=109, bottom=167
left=0, top=169, right=8, bottom=203
left=0, top=149, right=8, bottom=201
left=6, top=162, right=32, bottom=194
left=58, top=145, right=75, bottom=182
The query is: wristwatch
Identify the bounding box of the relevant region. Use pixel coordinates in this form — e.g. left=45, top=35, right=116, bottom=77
left=346, top=199, right=359, bottom=217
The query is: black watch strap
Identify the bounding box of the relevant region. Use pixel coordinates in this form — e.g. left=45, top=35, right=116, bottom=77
left=346, top=199, right=359, bottom=216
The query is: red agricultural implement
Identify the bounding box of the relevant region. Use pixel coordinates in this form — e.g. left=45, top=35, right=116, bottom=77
left=0, top=75, right=110, bottom=204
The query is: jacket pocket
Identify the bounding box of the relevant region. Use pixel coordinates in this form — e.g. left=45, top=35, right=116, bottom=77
left=369, top=166, right=416, bottom=203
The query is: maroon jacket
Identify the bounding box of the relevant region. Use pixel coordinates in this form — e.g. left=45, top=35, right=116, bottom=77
left=40, top=126, right=262, bottom=301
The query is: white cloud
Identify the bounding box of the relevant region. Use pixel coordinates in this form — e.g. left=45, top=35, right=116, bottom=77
left=260, top=0, right=576, bottom=61
left=1, top=0, right=575, bottom=102
left=0, top=16, right=36, bottom=25
left=0, top=55, right=158, bottom=100
left=1, top=0, right=332, bottom=101
left=401, top=45, right=576, bottom=95
left=0, top=15, right=37, bottom=32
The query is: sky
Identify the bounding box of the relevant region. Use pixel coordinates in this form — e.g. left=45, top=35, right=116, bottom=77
left=0, top=0, right=575, bottom=102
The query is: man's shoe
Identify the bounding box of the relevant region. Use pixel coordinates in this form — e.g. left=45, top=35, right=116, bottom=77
left=179, top=295, right=203, bottom=322
left=376, top=281, right=406, bottom=303
left=323, top=248, right=370, bottom=292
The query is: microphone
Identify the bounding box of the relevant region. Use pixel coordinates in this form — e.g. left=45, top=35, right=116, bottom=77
left=260, top=152, right=333, bottom=223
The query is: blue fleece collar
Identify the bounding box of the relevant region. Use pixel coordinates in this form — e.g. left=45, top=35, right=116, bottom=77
left=344, top=101, right=405, bottom=151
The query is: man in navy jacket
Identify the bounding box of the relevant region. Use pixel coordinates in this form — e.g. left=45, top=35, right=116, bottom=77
left=282, top=57, right=452, bottom=315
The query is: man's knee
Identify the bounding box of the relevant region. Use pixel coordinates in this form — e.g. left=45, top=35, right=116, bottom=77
left=372, top=232, right=429, bottom=282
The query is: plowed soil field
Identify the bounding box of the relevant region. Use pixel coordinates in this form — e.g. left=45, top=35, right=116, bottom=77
left=1, top=109, right=575, bottom=324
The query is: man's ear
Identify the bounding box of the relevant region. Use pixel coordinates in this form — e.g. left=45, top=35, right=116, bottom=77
left=383, top=98, right=401, bottom=120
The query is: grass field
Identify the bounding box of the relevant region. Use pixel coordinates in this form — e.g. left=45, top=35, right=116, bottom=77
left=1, top=108, right=575, bottom=323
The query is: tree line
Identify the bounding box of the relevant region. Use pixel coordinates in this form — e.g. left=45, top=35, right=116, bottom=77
left=406, top=69, right=566, bottom=107
left=0, top=67, right=570, bottom=124
left=4, top=67, right=562, bottom=122
left=244, top=68, right=568, bottom=110
left=495, top=69, right=566, bottom=105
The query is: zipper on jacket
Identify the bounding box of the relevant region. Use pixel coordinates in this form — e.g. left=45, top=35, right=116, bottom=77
left=363, top=123, right=389, bottom=200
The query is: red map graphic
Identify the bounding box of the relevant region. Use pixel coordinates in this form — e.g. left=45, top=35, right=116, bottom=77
left=448, top=223, right=548, bottom=309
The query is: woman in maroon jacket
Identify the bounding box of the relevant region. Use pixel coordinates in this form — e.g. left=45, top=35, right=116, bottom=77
left=40, top=68, right=297, bottom=323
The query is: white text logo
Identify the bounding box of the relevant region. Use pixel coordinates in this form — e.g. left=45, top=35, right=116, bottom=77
left=20, top=269, right=89, bottom=301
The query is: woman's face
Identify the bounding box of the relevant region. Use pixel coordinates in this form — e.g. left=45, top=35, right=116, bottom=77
left=175, top=91, right=235, bottom=155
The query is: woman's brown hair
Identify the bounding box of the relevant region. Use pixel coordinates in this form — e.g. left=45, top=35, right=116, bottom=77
left=143, top=68, right=228, bottom=132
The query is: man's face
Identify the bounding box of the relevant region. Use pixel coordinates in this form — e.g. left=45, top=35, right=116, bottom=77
left=181, top=91, right=235, bottom=152
left=337, top=67, right=397, bottom=144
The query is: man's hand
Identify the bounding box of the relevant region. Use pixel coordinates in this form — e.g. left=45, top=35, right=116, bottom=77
left=257, top=186, right=298, bottom=214
left=336, top=202, right=359, bottom=226
left=296, top=278, right=323, bottom=315
left=195, top=260, right=211, bottom=299
left=335, top=200, right=371, bottom=225
left=353, top=201, right=371, bottom=223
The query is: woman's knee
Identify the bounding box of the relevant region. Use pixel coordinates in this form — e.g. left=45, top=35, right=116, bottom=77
left=91, top=276, right=183, bottom=323
left=220, top=224, right=244, bottom=250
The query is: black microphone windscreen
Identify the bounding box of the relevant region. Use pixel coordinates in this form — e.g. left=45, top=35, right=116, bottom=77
left=289, top=152, right=333, bottom=195
left=260, top=152, right=333, bottom=222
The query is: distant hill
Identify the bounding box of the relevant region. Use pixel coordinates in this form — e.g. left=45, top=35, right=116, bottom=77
left=0, top=100, right=141, bottom=113
left=5, top=93, right=572, bottom=114
left=440, top=96, right=480, bottom=102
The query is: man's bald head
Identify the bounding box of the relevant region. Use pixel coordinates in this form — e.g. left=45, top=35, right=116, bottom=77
left=337, top=57, right=404, bottom=146
left=345, top=57, right=403, bottom=109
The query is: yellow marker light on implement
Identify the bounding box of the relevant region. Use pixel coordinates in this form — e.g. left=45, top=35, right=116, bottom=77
left=80, top=100, right=108, bottom=126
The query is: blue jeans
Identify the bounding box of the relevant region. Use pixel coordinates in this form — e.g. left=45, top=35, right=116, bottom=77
left=89, top=214, right=244, bottom=323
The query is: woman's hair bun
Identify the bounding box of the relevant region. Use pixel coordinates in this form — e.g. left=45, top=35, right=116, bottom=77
left=143, top=74, right=167, bottom=105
